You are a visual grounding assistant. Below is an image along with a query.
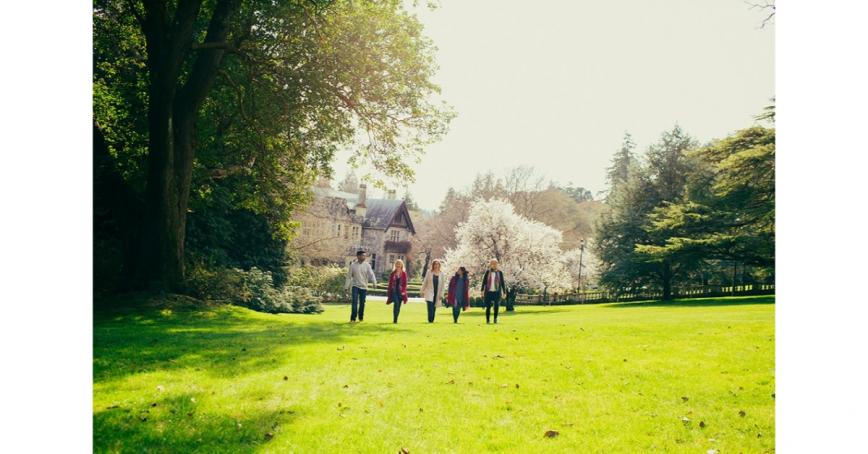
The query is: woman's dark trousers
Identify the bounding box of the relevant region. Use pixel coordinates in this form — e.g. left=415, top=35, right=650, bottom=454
left=452, top=303, right=462, bottom=323
left=426, top=301, right=436, bottom=323
left=392, top=290, right=403, bottom=323
left=484, top=291, right=501, bottom=323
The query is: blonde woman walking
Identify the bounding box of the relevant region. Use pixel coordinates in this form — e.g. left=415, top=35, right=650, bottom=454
left=385, top=259, right=408, bottom=323
left=419, top=259, right=446, bottom=323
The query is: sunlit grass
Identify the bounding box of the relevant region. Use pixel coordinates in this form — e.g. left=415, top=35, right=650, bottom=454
left=94, top=295, right=774, bottom=453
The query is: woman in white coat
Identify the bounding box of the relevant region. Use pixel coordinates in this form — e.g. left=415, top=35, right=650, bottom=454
left=419, top=259, right=446, bottom=323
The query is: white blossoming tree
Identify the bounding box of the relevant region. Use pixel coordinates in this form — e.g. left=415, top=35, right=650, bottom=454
left=561, top=242, right=599, bottom=291
left=445, top=199, right=568, bottom=308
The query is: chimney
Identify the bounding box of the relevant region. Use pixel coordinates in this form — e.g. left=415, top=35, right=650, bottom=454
left=387, top=189, right=396, bottom=200
left=356, top=184, right=367, bottom=217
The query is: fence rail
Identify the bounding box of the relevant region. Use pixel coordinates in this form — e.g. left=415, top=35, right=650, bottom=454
left=516, top=284, right=775, bottom=305
left=350, top=283, right=774, bottom=305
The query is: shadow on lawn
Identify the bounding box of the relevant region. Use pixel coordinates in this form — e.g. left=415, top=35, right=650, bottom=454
left=507, top=307, right=574, bottom=316
left=94, top=305, right=406, bottom=383
left=605, top=295, right=775, bottom=309
left=94, top=391, right=296, bottom=453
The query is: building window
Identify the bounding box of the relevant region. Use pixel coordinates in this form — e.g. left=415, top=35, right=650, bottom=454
left=343, top=224, right=348, bottom=239
left=389, top=230, right=400, bottom=241
left=352, top=226, right=359, bottom=239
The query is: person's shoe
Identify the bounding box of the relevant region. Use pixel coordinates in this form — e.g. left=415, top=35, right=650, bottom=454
left=494, top=319, right=498, bottom=324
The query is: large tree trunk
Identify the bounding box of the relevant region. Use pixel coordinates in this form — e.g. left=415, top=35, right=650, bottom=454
left=138, top=95, right=187, bottom=290
left=661, top=260, right=673, bottom=301
left=135, top=0, right=238, bottom=290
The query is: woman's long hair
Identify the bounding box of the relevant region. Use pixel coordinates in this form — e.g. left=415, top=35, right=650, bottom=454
left=430, top=259, right=442, bottom=273
left=391, top=259, right=405, bottom=274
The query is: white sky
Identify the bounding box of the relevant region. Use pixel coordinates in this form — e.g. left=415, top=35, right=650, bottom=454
left=333, top=0, right=775, bottom=210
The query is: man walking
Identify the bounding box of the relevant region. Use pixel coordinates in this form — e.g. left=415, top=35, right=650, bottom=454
left=480, top=259, right=508, bottom=324
left=345, top=250, right=377, bottom=322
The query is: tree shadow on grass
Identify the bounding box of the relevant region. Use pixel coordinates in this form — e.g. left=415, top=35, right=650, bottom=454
left=93, top=300, right=408, bottom=452
left=94, top=392, right=297, bottom=453
left=94, top=305, right=408, bottom=384
left=605, top=295, right=775, bottom=309
left=506, top=307, right=575, bottom=316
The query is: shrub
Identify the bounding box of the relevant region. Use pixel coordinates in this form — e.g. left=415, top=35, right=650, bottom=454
left=186, top=265, right=245, bottom=303
left=187, top=265, right=323, bottom=314
left=286, top=265, right=346, bottom=303
left=234, top=267, right=285, bottom=313
left=283, top=286, right=325, bottom=314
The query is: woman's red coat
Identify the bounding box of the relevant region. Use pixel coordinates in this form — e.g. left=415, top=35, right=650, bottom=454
left=446, top=274, right=470, bottom=310
left=386, top=270, right=408, bottom=304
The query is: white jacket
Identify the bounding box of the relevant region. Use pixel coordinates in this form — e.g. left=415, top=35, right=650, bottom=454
left=419, top=271, right=446, bottom=304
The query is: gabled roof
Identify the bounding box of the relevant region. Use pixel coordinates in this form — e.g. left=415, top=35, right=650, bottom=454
left=364, top=198, right=416, bottom=233
left=311, top=186, right=416, bottom=234
left=363, top=199, right=399, bottom=229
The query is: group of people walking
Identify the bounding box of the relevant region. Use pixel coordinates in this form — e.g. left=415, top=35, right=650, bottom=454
left=344, top=250, right=508, bottom=324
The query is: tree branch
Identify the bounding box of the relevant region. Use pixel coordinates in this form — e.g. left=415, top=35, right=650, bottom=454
left=176, top=0, right=240, bottom=116
left=745, top=0, right=775, bottom=28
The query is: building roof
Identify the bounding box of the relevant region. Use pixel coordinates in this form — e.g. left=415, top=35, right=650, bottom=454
left=312, top=186, right=358, bottom=209
left=364, top=199, right=404, bottom=230
left=312, top=186, right=415, bottom=234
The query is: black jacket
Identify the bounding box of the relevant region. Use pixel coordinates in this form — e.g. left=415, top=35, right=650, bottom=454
left=481, top=269, right=508, bottom=296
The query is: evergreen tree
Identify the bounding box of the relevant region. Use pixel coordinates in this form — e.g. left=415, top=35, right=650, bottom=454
left=646, top=125, right=698, bottom=202
left=606, top=132, right=636, bottom=191
left=597, top=126, right=699, bottom=299
left=637, top=126, right=775, bottom=273
left=337, top=171, right=360, bottom=193
left=403, top=189, right=420, bottom=210
left=595, top=166, right=660, bottom=293
left=561, top=184, right=594, bottom=202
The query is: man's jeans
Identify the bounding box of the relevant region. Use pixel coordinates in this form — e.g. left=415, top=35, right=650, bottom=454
left=351, top=286, right=367, bottom=321
left=484, top=291, right=501, bottom=323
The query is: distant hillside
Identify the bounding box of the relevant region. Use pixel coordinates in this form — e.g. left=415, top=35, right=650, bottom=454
left=516, top=188, right=607, bottom=250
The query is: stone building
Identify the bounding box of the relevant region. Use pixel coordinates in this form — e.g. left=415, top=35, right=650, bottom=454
left=291, top=182, right=416, bottom=277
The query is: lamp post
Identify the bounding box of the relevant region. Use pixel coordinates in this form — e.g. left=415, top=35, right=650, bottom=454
left=577, top=238, right=585, bottom=296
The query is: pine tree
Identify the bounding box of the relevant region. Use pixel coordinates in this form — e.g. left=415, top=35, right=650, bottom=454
left=646, top=125, right=698, bottom=202
left=597, top=126, right=699, bottom=300
left=337, top=171, right=360, bottom=194
left=403, top=189, right=420, bottom=210
left=606, top=132, right=636, bottom=191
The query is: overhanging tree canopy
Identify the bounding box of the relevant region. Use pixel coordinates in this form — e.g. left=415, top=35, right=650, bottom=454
left=94, top=0, right=454, bottom=290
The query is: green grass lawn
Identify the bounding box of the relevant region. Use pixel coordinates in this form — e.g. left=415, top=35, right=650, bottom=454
left=93, top=295, right=774, bottom=453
